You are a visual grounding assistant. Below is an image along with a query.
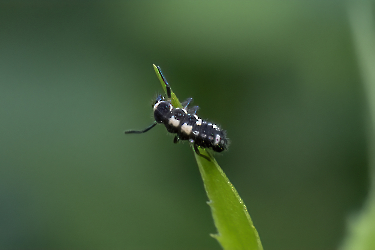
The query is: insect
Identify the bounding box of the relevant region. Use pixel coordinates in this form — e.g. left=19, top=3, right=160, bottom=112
left=125, top=65, right=228, bottom=160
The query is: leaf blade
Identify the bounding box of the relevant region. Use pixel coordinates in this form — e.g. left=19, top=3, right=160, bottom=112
left=193, top=150, right=263, bottom=250
left=153, top=64, right=182, bottom=108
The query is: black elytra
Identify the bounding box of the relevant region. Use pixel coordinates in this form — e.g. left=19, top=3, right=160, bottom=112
left=125, top=65, right=228, bottom=160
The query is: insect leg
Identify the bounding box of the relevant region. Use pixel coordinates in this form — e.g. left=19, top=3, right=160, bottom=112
left=190, top=106, right=200, bottom=115
left=181, top=97, right=193, bottom=109
left=156, top=66, right=171, bottom=99
left=193, top=144, right=211, bottom=161
left=124, top=121, right=157, bottom=134
left=173, top=135, right=180, bottom=144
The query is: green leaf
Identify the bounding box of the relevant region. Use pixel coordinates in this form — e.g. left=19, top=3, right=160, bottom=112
left=194, top=151, right=263, bottom=250
left=153, top=64, right=182, bottom=109
left=153, top=64, right=263, bottom=250
left=341, top=3, right=375, bottom=250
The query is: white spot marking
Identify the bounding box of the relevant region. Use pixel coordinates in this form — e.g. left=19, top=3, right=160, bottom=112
left=196, top=119, right=202, bottom=126
left=214, top=134, right=221, bottom=145
left=194, top=115, right=199, bottom=119
left=181, top=123, right=193, bottom=135
left=153, top=101, right=161, bottom=111
left=212, top=124, right=218, bottom=129
left=182, top=109, right=188, bottom=114
left=169, top=116, right=180, bottom=127
left=192, top=131, right=199, bottom=136
left=208, top=123, right=212, bottom=126
left=153, top=101, right=172, bottom=111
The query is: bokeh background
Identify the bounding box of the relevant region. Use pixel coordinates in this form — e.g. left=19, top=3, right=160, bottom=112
left=0, top=2, right=373, bottom=250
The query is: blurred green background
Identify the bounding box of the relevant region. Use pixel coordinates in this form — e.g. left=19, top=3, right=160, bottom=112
left=0, top=2, right=372, bottom=250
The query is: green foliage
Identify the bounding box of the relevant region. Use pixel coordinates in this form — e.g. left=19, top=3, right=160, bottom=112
left=153, top=64, right=182, bottom=109
left=342, top=200, right=375, bottom=250
left=341, top=3, right=375, bottom=250
left=153, top=64, right=263, bottom=250
left=194, top=151, right=263, bottom=250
